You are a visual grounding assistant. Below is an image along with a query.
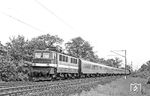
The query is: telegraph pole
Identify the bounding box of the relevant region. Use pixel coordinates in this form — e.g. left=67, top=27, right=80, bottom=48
left=131, top=61, right=133, bottom=71
left=125, top=50, right=127, bottom=79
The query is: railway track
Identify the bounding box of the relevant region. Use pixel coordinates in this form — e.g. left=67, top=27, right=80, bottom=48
left=0, top=81, right=55, bottom=88
left=0, top=76, right=120, bottom=96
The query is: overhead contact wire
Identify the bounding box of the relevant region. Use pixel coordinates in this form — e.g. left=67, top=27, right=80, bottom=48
left=35, top=0, right=75, bottom=30
left=1, top=11, right=46, bottom=33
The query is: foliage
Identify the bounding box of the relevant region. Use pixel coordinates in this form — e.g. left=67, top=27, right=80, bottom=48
left=133, top=60, right=150, bottom=78
left=0, top=55, right=28, bottom=81
left=6, top=34, right=63, bottom=62
left=28, top=34, right=63, bottom=50
left=98, top=57, right=122, bottom=68
left=0, top=41, right=4, bottom=50
left=65, top=37, right=99, bottom=62
left=104, top=58, right=122, bottom=68
left=139, top=60, right=150, bottom=72
left=120, top=64, right=133, bottom=74
left=6, top=35, right=28, bottom=61
left=125, top=64, right=133, bottom=72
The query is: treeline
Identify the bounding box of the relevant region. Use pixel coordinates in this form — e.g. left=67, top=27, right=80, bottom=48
left=0, top=34, right=123, bottom=81
left=134, top=60, right=150, bottom=78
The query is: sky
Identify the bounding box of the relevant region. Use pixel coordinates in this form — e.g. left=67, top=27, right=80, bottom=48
left=0, top=0, right=150, bottom=70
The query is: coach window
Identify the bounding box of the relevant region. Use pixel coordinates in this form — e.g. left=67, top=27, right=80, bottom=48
left=72, top=58, right=74, bottom=63
left=92, top=65, right=95, bottom=69
left=71, top=58, right=73, bottom=63
left=95, top=65, right=98, bottom=70
left=75, top=59, right=77, bottom=64
left=70, top=58, right=72, bottom=63
left=59, top=55, right=62, bottom=61
left=99, top=66, right=102, bottom=69
left=66, top=57, right=68, bottom=62
left=73, top=58, right=75, bottom=64
left=63, top=56, right=65, bottom=61
left=71, top=58, right=74, bottom=63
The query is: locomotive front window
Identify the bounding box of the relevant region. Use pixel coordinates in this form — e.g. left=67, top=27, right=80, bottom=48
left=35, top=53, right=41, bottom=58
left=43, top=53, right=49, bottom=58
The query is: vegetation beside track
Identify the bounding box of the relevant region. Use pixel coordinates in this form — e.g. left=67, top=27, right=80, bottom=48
left=69, top=76, right=150, bottom=96
left=28, top=76, right=121, bottom=96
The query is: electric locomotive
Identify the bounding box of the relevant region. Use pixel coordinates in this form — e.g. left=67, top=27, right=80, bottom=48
left=29, top=48, right=80, bottom=80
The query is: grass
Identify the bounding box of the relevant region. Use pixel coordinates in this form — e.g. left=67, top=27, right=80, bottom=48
left=69, top=76, right=150, bottom=96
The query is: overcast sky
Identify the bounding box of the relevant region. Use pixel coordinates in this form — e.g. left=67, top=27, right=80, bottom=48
left=0, top=0, right=150, bottom=70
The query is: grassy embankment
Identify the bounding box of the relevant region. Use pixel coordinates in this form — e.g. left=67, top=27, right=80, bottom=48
left=70, top=76, right=150, bottom=96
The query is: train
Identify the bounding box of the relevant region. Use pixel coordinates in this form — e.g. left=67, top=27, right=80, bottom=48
left=27, top=48, right=130, bottom=80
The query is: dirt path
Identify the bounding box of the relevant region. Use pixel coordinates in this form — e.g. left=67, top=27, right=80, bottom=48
left=70, top=76, right=150, bottom=96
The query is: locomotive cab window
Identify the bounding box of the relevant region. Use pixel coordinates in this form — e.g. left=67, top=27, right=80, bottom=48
left=35, top=53, right=41, bottom=58
left=43, top=53, right=49, bottom=59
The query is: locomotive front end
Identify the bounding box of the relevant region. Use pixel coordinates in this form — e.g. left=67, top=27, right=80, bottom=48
left=29, top=49, right=57, bottom=80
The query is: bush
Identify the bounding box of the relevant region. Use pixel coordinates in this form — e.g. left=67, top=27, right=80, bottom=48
left=131, top=71, right=150, bottom=79
left=0, top=55, right=30, bottom=81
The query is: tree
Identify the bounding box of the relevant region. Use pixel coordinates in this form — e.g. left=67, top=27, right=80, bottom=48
left=0, top=41, right=3, bottom=50
left=113, top=57, right=122, bottom=68
left=145, top=61, right=150, bottom=72
left=6, top=34, right=63, bottom=61
left=139, top=64, right=148, bottom=72
left=27, top=34, right=63, bottom=54
left=125, top=64, right=133, bottom=72
left=0, top=41, right=7, bottom=56
left=104, top=57, right=122, bottom=68
left=0, top=54, right=29, bottom=81
left=132, top=60, right=150, bottom=79
left=139, top=60, right=150, bottom=72
left=65, top=37, right=98, bottom=62
left=0, top=55, right=16, bottom=81
left=6, top=35, right=28, bottom=61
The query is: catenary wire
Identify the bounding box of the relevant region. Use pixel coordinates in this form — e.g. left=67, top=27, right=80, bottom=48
left=1, top=11, right=47, bottom=33
left=34, top=0, right=75, bottom=31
